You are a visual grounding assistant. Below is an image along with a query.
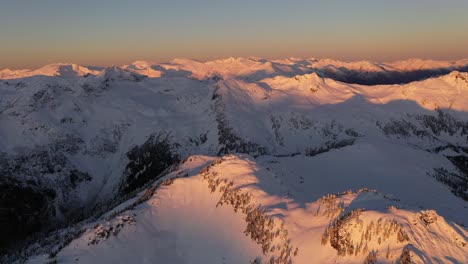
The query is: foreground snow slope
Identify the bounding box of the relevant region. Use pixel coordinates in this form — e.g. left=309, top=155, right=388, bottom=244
left=52, top=156, right=264, bottom=264
left=1, top=57, right=467, bottom=263
left=27, top=154, right=467, bottom=264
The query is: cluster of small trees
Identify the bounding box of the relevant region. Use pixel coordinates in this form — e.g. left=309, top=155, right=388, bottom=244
left=135, top=177, right=178, bottom=205
left=322, top=210, right=410, bottom=259
left=398, top=246, right=412, bottom=264
left=430, top=167, right=467, bottom=201
left=418, top=210, right=438, bottom=226
left=321, top=209, right=364, bottom=256
left=214, top=98, right=268, bottom=156
left=316, top=194, right=345, bottom=218
left=363, top=250, right=378, bottom=264
left=46, top=227, right=86, bottom=260
left=120, top=133, right=180, bottom=195
left=201, top=158, right=298, bottom=264
left=304, top=138, right=356, bottom=157
left=87, top=214, right=136, bottom=246
left=88, top=215, right=136, bottom=245
left=361, top=219, right=409, bottom=244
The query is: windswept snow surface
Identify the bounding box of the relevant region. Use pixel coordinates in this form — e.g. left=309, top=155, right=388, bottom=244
left=1, top=58, right=468, bottom=263
left=27, top=155, right=467, bottom=264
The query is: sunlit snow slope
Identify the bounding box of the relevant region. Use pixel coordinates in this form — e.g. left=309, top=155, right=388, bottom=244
left=27, top=155, right=467, bottom=264
left=1, top=57, right=467, bottom=263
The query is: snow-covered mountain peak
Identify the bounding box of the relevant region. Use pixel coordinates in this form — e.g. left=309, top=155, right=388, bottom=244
left=96, top=66, right=145, bottom=82
left=0, top=68, right=29, bottom=79
left=387, top=58, right=468, bottom=71
left=0, top=63, right=101, bottom=79
left=36, top=63, right=100, bottom=77
left=438, top=71, right=468, bottom=90
left=122, top=61, right=163, bottom=78
left=124, top=60, right=154, bottom=69
left=260, top=72, right=325, bottom=94
left=312, top=59, right=386, bottom=72
left=1, top=57, right=468, bottom=264
left=293, top=72, right=323, bottom=82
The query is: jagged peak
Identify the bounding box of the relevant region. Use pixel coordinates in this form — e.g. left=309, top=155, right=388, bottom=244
left=125, top=60, right=155, bottom=69
left=439, top=70, right=468, bottom=86
left=386, top=58, right=468, bottom=71
left=293, top=72, right=324, bottom=82
left=97, top=66, right=145, bottom=81
left=121, top=61, right=164, bottom=78
left=40, top=63, right=92, bottom=74
left=260, top=72, right=326, bottom=93
left=0, top=63, right=102, bottom=79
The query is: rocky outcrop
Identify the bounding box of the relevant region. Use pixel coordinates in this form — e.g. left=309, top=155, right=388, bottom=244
left=119, top=133, right=180, bottom=195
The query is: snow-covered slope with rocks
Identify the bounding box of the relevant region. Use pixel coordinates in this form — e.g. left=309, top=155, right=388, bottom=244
left=0, top=64, right=101, bottom=79
left=23, top=155, right=468, bottom=264
left=1, top=58, right=467, bottom=263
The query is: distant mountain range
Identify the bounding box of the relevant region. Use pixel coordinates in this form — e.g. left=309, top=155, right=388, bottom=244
left=1, top=58, right=467, bottom=264
left=2, top=57, right=468, bottom=84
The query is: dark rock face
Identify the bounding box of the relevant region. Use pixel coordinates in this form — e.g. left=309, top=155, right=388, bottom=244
left=119, top=134, right=180, bottom=195
left=0, top=150, right=92, bottom=192
left=380, top=110, right=468, bottom=200
left=216, top=116, right=268, bottom=156
left=213, top=90, right=268, bottom=156
left=430, top=166, right=468, bottom=201
left=382, top=110, right=468, bottom=140
left=319, top=66, right=468, bottom=85
left=0, top=150, right=91, bottom=251
left=69, top=170, right=92, bottom=189
left=0, top=177, right=56, bottom=250
left=382, top=119, right=431, bottom=139
left=443, top=155, right=468, bottom=200
left=448, top=155, right=468, bottom=177
left=416, top=111, right=468, bottom=136
left=305, top=139, right=356, bottom=157
left=0, top=130, right=179, bottom=253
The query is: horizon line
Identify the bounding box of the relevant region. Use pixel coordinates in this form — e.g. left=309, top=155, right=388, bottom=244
left=2, top=56, right=468, bottom=71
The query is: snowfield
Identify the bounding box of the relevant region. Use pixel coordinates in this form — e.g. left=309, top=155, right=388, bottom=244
left=25, top=155, right=468, bottom=264
left=1, top=58, right=467, bottom=263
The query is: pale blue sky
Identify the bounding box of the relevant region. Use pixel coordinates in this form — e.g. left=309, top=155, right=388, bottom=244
left=1, top=0, right=467, bottom=68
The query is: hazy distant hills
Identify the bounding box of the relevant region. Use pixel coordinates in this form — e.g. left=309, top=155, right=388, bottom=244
left=2, top=57, right=468, bottom=84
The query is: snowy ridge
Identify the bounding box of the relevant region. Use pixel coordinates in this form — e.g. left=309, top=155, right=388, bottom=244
left=24, top=155, right=467, bottom=264
left=3, top=57, right=468, bottom=83
left=0, top=63, right=101, bottom=79
left=1, top=57, right=468, bottom=263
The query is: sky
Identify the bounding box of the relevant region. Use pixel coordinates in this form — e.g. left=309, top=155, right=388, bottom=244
left=1, top=0, right=468, bottom=69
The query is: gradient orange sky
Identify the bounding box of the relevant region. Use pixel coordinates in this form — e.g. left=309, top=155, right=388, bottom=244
left=1, top=0, right=468, bottom=69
